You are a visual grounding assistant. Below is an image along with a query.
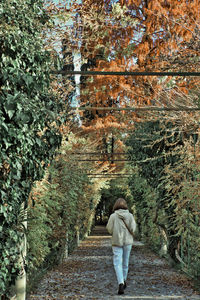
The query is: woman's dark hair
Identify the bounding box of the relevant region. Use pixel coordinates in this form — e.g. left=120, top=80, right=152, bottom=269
left=113, top=198, right=128, bottom=211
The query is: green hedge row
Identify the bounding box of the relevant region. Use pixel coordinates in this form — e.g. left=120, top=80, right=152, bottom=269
left=26, top=142, right=106, bottom=289
left=127, top=120, right=200, bottom=279
left=0, top=0, right=63, bottom=295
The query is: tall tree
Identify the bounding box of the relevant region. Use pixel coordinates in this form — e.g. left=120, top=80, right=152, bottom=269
left=46, top=0, right=199, bottom=170
left=73, top=0, right=199, bottom=112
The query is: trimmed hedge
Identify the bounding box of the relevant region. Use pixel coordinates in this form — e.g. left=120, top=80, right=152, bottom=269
left=26, top=144, right=103, bottom=287
left=127, top=120, right=200, bottom=279
left=0, top=0, right=63, bottom=295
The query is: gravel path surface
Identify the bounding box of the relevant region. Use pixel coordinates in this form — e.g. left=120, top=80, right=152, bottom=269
left=28, top=226, right=200, bottom=300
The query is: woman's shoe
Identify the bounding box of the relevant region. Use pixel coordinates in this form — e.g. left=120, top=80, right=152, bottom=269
left=124, top=281, right=127, bottom=289
left=118, top=283, right=124, bottom=295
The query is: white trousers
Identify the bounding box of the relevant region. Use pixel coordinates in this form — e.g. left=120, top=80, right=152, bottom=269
left=112, top=245, right=132, bottom=284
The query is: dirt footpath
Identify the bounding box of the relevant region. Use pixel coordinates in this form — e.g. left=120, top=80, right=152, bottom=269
left=28, top=226, right=200, bottom=300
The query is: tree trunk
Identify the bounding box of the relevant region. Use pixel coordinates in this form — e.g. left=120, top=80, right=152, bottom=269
left=15, top=204, right=27, bottom=300
left=159, top=227, right=168, bottom=256
left=65, top=232, right=69, bottom=259
left=76, top=229, right=80, bottom=247
left=168, top=235, right=180, bottom=263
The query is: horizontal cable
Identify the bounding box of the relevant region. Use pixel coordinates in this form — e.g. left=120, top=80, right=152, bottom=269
left=89, top=176, right=130, bottom=178
left=87, top=173, right=131, bottom=175
left=72, top=152, right=128, bottom=155
left=52, top=70, right=200, bottom=76
left=76, top=159, right=131, bottom=161
left=72, top=106, right=200, bottom=112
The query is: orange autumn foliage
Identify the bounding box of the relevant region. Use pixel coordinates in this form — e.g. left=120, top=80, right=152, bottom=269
left=63, top=0, right=199, bottom=129
left=46, top=0, right=199, bottom=168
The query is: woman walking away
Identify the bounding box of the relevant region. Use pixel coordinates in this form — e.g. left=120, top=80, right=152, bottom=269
left=106, top=198, right=136, bottom=295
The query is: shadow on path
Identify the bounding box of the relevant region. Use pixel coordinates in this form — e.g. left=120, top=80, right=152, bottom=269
left=28, top=226, right=200, bottom=300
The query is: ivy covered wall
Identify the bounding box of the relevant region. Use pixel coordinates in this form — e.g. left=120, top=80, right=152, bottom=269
left=0, top=0, right=63, bottom=295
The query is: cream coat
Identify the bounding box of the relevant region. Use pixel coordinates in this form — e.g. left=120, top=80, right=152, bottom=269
left=106, top=209, right=136, bottom=246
